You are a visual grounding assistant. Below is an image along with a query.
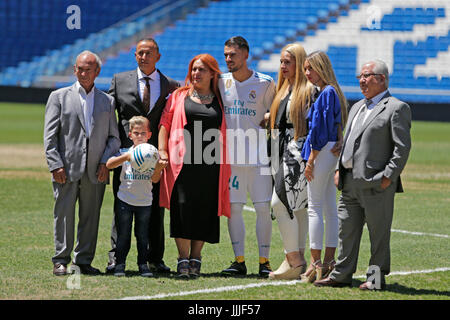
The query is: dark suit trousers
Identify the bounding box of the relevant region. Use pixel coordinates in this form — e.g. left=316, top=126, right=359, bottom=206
left=330, top=171, right=396, bottom=285
left=108, top=167, right=166, bottom=264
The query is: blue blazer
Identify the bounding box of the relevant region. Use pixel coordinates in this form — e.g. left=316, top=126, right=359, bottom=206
left=301, top=85, right=341, bottom=160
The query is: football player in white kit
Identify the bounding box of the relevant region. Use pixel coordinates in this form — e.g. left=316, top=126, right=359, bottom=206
left=218, top=36, right=276, bottom=277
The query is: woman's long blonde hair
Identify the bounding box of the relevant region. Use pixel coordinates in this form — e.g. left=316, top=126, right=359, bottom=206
left=269, top=43, right=314, bottom=139
left=305, top=51, right=348, bottom=127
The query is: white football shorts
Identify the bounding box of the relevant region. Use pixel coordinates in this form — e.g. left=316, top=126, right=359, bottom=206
left=229, top=166, right=273, bottom=204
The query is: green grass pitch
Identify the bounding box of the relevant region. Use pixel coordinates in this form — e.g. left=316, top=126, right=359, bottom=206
left=0, top=102, right=449, bottom=300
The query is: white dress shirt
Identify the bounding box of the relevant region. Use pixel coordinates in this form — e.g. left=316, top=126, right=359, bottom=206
left=137, top=67, right=161, bottom=112
left=76, top=81, right=95, bottom=138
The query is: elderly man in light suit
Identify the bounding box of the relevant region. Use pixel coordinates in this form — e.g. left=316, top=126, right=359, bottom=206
left=314, top=59, right=411, bottom=290
left=44, top=51, right=120, bottom=276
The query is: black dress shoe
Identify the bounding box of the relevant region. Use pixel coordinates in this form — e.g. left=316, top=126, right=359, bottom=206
left=105, top=262, right=115, bottom=274
left=53, top=263, right=68, bottom=276
left=313, top=277, right=351, bottom=288
left=148, top=261, right=171, bottom=273
left=73, top=264, right=102, bottom=275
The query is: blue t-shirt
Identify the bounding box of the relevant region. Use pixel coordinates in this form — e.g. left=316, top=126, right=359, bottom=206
left=301, top=85, right=341, bottom=160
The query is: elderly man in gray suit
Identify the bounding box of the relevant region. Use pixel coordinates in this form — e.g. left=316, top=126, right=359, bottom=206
left=314, top=59, right=411, bottom=290
left=44, top=51, right=120, bottom=276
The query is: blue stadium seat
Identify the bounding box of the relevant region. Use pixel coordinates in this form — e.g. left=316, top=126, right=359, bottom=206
left=362, top=7, right=445, bottom=31
left=97, top=0, right=352, bottom=83
left=1, top=0, right=449, bottom=104
left=0, top=0, right=161, bottom=72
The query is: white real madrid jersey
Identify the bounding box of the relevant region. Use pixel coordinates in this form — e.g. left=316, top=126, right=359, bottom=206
left=219, top=71, right=275, bottom=167
left=117, top=147, right=154, bottom=206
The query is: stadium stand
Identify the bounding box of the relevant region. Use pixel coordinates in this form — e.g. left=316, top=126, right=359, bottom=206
left=0, top=0, right=162, bottom=72
left=0, top=0, right=449, bottom=104
left=258, top=0, right=450, bottom=103
left=361, top=7, right=446, bottom=31
left=102, top=0, right=358, bottom=84
left=0, top=0, right=186, bottom=87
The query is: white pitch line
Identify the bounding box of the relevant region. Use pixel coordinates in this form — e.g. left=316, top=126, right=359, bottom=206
left=382, top=267, right=450, bottom=277
left=243, top=205, right=256, bottom=212
left=243, top=206, right=450, bottom=239
left=391, top=229, right=449, bottom=239
left=121, top=267, right=450, bottom=300
left=121, top=280, right=297, bottom=300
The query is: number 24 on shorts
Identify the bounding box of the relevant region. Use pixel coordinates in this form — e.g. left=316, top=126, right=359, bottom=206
left=229, top=176, right=239, bottom=190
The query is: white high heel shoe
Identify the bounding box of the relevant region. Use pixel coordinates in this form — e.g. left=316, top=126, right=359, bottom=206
left=269, top=263, right=307, bottom=280
left=273, top=258, right=290, bottom=274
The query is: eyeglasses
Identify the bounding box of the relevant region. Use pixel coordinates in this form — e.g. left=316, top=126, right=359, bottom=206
left=356, top=73, right=382, bottom=80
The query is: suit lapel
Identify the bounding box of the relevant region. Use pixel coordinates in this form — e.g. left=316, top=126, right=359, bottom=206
left=128, top=69, right=147, bottom=115
left=150, top=70, right=168, bottom=116
left=135, top=69, right=168, bottom=116
left=357, top=92, right=391, bottom=136
left=342, top=100, right=364, bottom=143
left=131, top=70, right=144, bottom=109
left=70, top=84, right=86, bottom=133
left=340, top=92, right=391, bottom=165
left=91, top=87, right=102, bottom=133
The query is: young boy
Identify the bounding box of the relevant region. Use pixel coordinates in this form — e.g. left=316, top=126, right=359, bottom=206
left=106, top=116, right=165, bottom=277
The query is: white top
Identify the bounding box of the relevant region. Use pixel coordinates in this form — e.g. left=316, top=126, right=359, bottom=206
left=117, top=147, right=154, bottom=206
left=219, top=71, right=276, bottom=166
left=286, top=95, right=293, bottom=124
left=76, top=81, right=95, bottom=138
left=137, top=67, right=161, bottom=112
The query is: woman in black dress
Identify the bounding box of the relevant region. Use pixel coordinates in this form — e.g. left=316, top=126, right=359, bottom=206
left=158, top=54, right=231, bottom=278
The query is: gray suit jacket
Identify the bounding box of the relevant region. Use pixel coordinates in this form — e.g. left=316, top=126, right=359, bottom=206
left=337, top=91, right=411, bottom=192
left=108, top=69, right=180, bottom=148
left=44, top=83, right=120, bottom=184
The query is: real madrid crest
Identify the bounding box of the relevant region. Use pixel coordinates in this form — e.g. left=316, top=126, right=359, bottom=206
left=249, top=90, right=256, bottom=100
left=226, top=79, right=232, bottom=89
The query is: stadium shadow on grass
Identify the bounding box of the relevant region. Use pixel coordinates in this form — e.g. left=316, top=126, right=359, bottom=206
left=351, top=279, right=450, bottom=296
left=100, top=271, right=265, bottom=279
left=385, top=283, right=450, bottom=297
left=148, top=272, right=264, bottom=279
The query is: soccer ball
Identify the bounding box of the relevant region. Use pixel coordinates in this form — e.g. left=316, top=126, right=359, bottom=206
left=130, top=143, right=159, bottom=174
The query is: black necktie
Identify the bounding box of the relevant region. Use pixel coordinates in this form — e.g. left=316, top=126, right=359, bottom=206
left=142, top=77, right=151, bottom=114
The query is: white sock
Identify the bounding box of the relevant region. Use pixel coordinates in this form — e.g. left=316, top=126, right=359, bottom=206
left=227, top=203, right=245, bottom=258
left=254, top=201, right=272, bottom=259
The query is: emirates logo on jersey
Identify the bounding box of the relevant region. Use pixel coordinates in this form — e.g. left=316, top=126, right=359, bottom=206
left=249, top=90, right=256, bottom=100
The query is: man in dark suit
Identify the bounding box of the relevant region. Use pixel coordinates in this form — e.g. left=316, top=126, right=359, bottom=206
left=107, top=38, right=179, bottom=273
left=314, top=59, right=411, bottom=290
